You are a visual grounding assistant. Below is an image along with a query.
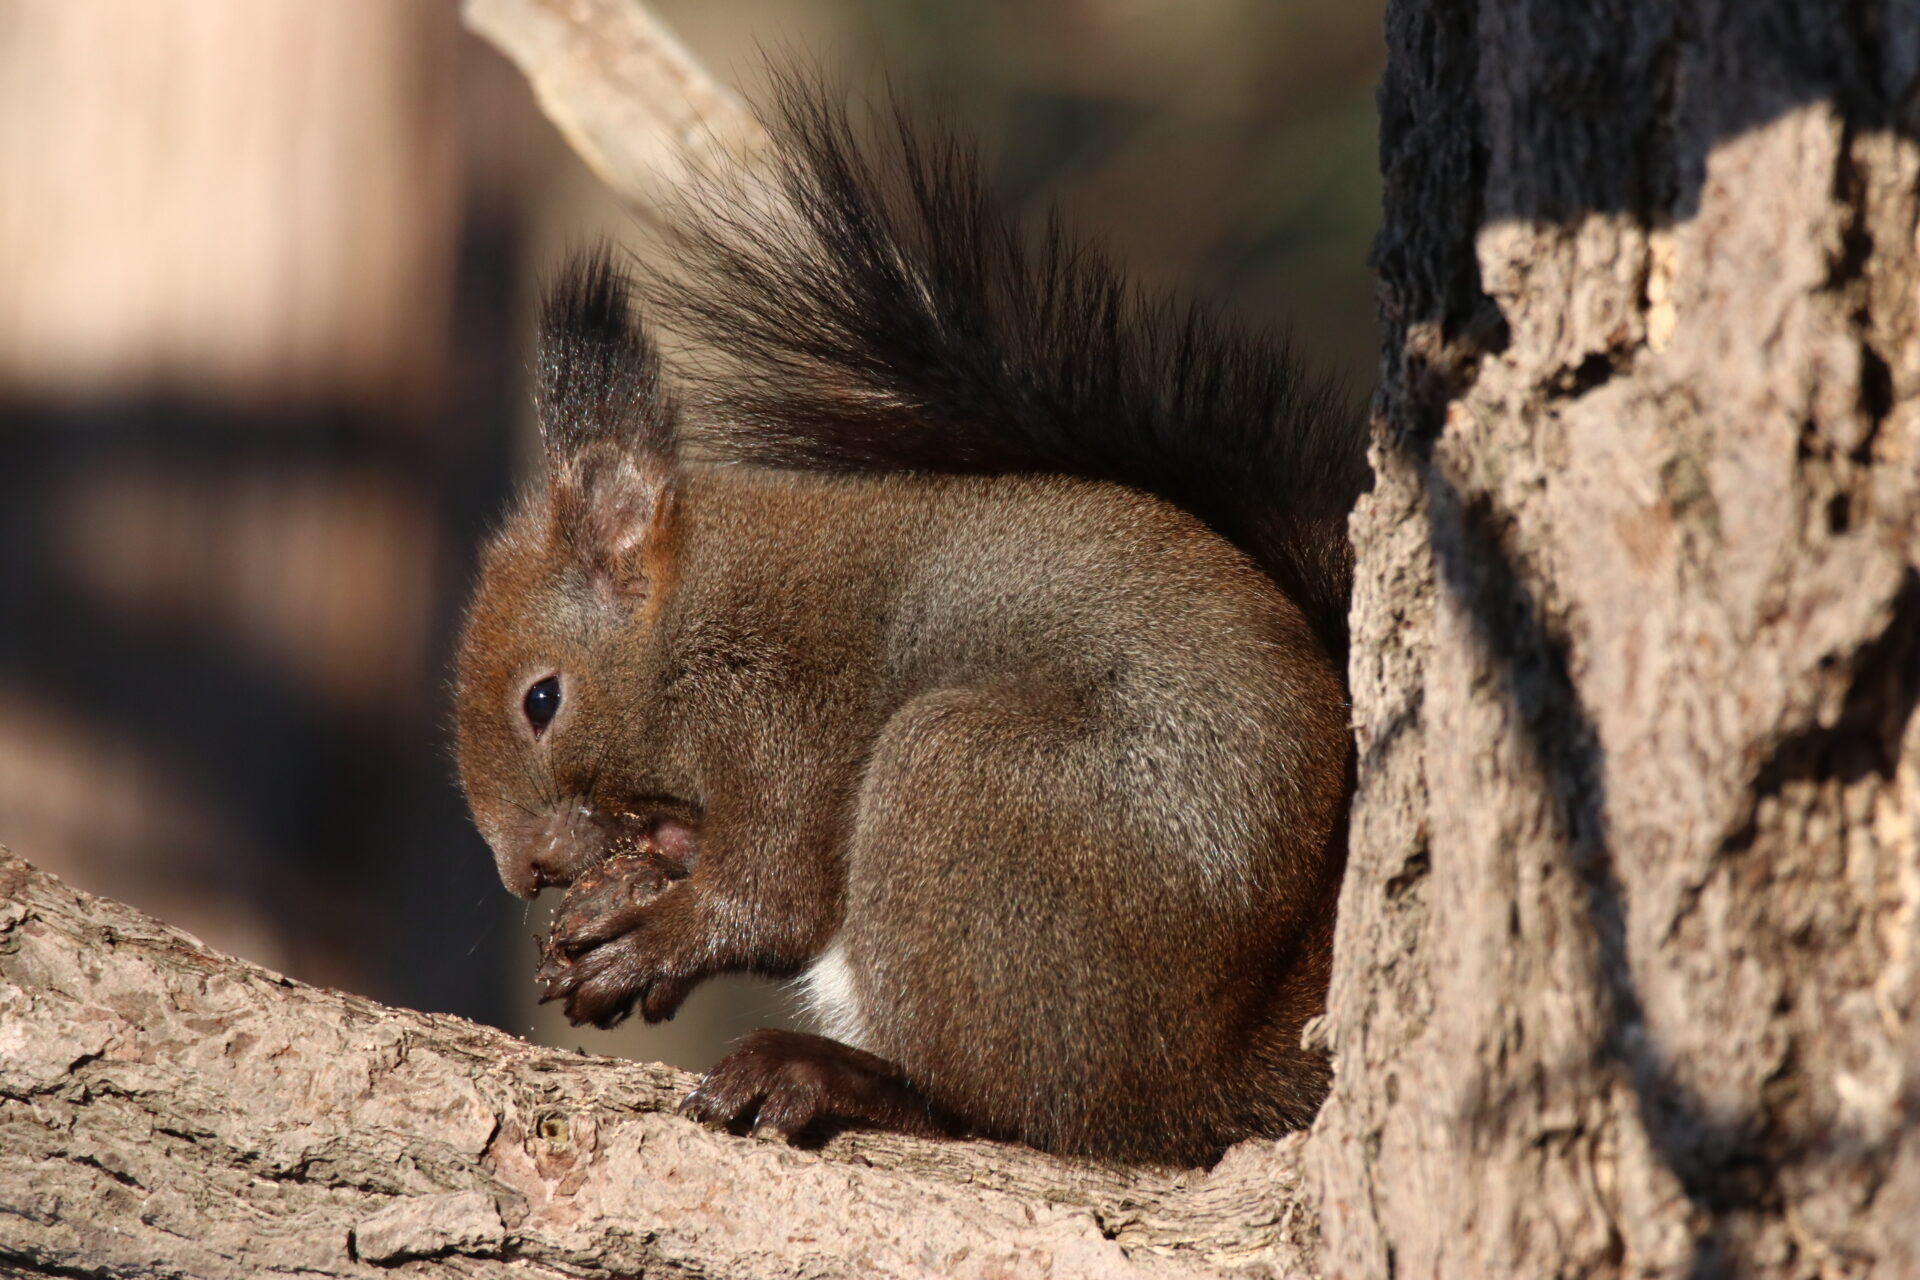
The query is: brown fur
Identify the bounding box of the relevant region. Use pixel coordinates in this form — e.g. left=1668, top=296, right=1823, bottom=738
left=457, top=460, right=1349, bottom=1165
left=455, top=89, right=1361, bottom=1165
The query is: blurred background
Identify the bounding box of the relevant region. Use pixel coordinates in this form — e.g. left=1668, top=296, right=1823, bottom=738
left=0, top=0, right=1382, bottom=1070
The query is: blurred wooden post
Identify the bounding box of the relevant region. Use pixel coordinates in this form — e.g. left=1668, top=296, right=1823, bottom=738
left=0, top=0, right=461, bottom=985
left=0, top=0, right=457, bottom=413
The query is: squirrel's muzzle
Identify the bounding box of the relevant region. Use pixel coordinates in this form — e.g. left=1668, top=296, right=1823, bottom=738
left=494, top=802, right=699, bottom=899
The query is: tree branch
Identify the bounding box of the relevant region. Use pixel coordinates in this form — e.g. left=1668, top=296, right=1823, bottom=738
left=0, top=851, right=1317, bottom=1277
left=463, top=0, right=773, bottom=221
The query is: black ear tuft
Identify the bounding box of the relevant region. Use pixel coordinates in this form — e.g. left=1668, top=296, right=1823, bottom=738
left=538, top=246, right=680, bottom=595
left=537, top=244, right=678, bottom=462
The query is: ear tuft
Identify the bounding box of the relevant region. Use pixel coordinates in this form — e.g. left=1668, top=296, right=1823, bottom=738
left=537, top=244, right=678, bottom=462
left=538, top=245, right=680, bottom=595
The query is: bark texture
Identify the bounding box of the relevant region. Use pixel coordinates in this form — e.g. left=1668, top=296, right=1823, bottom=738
left=1313, top=2, right=1920, bottom=1276
left=0, top=851, right=1318, bottom=1278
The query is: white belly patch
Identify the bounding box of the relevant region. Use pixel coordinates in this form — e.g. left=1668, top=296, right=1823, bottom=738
left=796, top=934, right=867, bottom=1049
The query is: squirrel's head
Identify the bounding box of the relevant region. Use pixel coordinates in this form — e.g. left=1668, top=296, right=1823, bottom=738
left=454, top=248, right=697, bottom=898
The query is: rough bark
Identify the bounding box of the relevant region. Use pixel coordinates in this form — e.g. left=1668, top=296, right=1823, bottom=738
left=0, top=851, right=1317, bottom=1278
left=1313, top=1, right=1920, bottom=1276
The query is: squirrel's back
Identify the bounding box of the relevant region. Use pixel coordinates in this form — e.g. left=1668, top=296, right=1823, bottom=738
left=673, top=464, right=1340, bottom=768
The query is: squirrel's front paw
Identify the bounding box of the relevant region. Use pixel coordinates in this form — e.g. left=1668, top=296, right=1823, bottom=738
left=536, top=852, right=696, bottom=1027
left=680, top=1028, right=958, bottom=1143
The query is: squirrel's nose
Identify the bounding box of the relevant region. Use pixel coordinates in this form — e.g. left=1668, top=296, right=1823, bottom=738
left=496, top=804, right=648, bottom=899
left=496, top=843, right=553, bottom=900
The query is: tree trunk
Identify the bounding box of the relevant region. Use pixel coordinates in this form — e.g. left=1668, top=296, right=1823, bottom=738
left=1312, top=1, right=1920, bottom=1276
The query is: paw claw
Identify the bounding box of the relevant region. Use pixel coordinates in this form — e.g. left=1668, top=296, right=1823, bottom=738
left=679, top=1030, right=947, bottom=1143
left=678, top=1082, right=743, bottom=1131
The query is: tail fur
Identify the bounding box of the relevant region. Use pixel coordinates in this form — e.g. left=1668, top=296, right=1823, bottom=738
left=661, top=76, right=1368, bottom=660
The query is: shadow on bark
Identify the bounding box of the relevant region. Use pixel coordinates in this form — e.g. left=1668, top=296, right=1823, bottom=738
left=1396, top=432, right=1920, bottom=1274
left=1377, top=0, right=1919, bottom=444
left=1368, top=0, right=1920, bottom=1264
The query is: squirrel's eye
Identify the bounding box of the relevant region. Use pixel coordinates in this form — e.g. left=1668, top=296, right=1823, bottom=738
left=523, top=676, right=562, bottom=735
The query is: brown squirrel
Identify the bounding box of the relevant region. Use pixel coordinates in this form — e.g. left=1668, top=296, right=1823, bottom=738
left=454, top=81, right=1365, bottom=1167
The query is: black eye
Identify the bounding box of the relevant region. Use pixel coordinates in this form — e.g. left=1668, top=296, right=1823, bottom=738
left=523, top=676, right=562, bottom=735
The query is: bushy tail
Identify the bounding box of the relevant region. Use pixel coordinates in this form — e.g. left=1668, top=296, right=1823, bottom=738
left=662, top=77, right=1368, bottom=662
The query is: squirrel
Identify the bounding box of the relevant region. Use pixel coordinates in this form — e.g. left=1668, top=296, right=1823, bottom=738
left=453, top=79, right=1366, bottom=1167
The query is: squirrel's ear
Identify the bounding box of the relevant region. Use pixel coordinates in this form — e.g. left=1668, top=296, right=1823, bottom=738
left=536, top=246, right=680, bottom=596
